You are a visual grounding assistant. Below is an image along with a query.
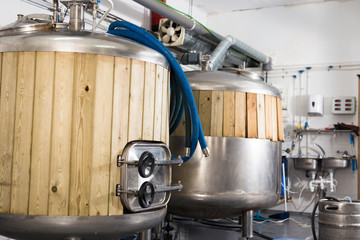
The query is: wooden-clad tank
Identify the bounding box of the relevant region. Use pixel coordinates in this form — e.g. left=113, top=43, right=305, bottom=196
left=169, top=70, right=283, bottom=219
left=0, top=17, right=170, bottom=239
left=173, top=70, right=284, bottom=141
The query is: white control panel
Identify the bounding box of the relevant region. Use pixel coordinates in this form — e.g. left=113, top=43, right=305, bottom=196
left=332, top=97, right=356, bottom=114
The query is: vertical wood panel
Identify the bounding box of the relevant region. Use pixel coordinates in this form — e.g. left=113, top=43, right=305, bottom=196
left=0, top=53, right=2, bottom=100
left=265, top=95, right=273, bottom=140
left=246, top=93, right=258, bottom=138
left=142, top=63, right=156, bottom=141
left=198, top=90, right=212, bottom=136
left=0, top=52, right=18, bottom=214
left=192, top=90, right=200, bottom=110
left=89, top=55, right=114, bottom=216
left=257, top=94, right=266, bottom=139
left=69, top=53, right=97, bottom=216
left=223, top=91, right=235, bottom=137
left=277, top=97, right=285, bottom=141
left=210, top=91, right=224, bottom=137
left=153, top=65, right=164, bottom=140
left=271, top=96, right=278, bottom=142
left=128, top=60, right=145, bottom=141
left=235, top=92, right=246, bottom=138
left=47, top=52, right=75, bottom=216
left=164, top=70, right=170, bottom=145
left=109, top=57, right=130, bottom=215
left=29, top=52, right=55, bottom=215
left=10, top=52, right=35, bottom=214
left=160, top=67, right=168, bottom=143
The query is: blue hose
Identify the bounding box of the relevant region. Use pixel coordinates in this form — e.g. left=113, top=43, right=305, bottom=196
left=107, top=21, right=208, bottom=161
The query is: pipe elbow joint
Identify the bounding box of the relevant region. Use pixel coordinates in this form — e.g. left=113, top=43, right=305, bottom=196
left=224, top=35, right=235, bottom=45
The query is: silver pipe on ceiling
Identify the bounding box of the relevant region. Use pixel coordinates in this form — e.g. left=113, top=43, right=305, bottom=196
left=133, top=0, right=272, bottom=69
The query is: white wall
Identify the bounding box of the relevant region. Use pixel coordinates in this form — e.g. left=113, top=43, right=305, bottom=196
left=207, top=0, right=360, bottom=66
left=208, top=0, right=360, bottom=212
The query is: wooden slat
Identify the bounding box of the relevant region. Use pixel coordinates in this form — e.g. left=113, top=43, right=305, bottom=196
left=192, top=90, right=200, bottom=110
left=69, top=53, right=97, bottom=216
left=0, top=52, right=18, bottom=214
left=142, top=62, right=156, bottom=141
left=210, top=91, right=224, bottom=137
left=271, top=96, right=278, bottom=142
left=198, top=90, right=212, bottom=136
left=89, top=55, right=114, bottom=216
left=153, top=65, right=164, bottom=140
left=29, top=52, right=55, bottom=215
left=0, top=53, right=2, bottom=99
left=10, top=52, right=36, bottom=215
left=277, top=97, right=285, bottom=141
left=48, top=52, right=75, bottom=216
left=235, top=92, right=246, bottom=138
left=246, top=93, right=258, bottom=138
left=223, top=91, right=235, bottom=137
left=164, top=70, right=170, bottom=145
left=160, top=67, right=168, bottom=143
left=257, top=94, right=266, bottom=139
left=128, top=60, right=145, bottom=141
left=108, top=57, right=130, bottom=215
left=265, top=95, right=273, bottom=140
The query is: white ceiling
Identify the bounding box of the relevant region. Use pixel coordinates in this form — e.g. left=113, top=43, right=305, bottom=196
left=191, top=0, right=350, bottom=15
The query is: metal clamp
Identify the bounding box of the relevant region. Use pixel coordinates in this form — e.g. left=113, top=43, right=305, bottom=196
left=116, top=183, right=183, bottom=197
left=117, top=155, right=183, bottom=167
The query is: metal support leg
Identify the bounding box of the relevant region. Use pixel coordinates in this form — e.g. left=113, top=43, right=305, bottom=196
left=140, top=229, right=152, bottom=240
left=241, top=210, right=253, bottom=239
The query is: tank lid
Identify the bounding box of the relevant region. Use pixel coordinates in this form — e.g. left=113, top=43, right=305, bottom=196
left=0, top=18, right=169, bottom=69
left=219, top=68, right=264, bottom=81
left=0, top=14, right=57, bottom=36
left=186, top=71, right=281, bottom=98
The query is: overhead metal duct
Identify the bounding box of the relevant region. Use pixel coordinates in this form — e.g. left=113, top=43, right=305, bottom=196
left=133, top=0, right=272, bottom=70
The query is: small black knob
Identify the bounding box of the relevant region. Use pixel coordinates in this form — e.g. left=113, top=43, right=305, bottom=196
left=138, top=151, right=155, bottom=178
left=138, top=181, right=155, bottom=208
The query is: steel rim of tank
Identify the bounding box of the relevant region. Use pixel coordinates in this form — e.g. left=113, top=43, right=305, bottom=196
left=0, top=208, right=167, bottom=240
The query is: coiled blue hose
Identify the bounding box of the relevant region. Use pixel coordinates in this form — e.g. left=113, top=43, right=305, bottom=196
left=107, top=21, right=208, bottom=161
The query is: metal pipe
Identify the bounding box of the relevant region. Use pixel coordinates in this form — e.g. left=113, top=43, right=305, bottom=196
left=53, top=0, right=59, bottom=23
left=208, top=35, right=235, bottom=70
left=241, top=210, right=253, bottom=239
left=94, top=0, right=114, bottom=31
left=69, top=3, right=84, bottom=31
left=175, top=31, right=250, bottom=67
left=133, top=0, right=271, bottom=66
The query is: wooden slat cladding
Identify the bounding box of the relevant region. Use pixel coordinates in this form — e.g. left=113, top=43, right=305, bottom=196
left=48, top=52, right=74, bottom=216
left=11, top=52, right=36, bottom=215
left=0, top=52, right=18, bottom=214
left=108, top=57, right=130, bottom=216
left=0, top=52, right=169, bottom=217
left=29, top=52, right=56, bottom=215
left=172, top=90, right=284, bottom=142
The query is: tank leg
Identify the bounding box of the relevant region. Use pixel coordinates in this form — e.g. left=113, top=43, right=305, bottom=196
left=140, top=229, right=152, bottom=240
left=152, top=221, right=164, bottom=240
left=241, top=210, right=253, bottom=239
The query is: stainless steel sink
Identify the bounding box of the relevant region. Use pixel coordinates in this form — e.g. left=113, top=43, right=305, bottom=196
left=290, top=157, right=319, bottom=171
left=290, top=157, right=350, bottom=171
left=320, top=157, right=350, bottom=170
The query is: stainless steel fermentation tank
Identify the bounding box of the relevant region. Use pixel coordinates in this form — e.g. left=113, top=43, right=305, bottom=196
left=169, top=70, right=283, bottom=219
left=0, top=6, right=181, bottom=240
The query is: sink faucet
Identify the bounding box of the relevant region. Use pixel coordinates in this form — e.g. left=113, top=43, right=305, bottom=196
left=314, top=143, right=326, bottom=158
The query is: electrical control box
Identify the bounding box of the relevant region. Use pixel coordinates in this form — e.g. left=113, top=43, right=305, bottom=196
left=332, top=97, right=356, bottom=114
